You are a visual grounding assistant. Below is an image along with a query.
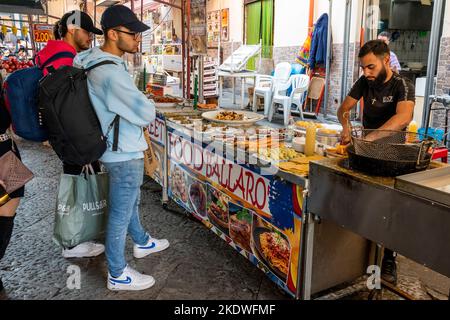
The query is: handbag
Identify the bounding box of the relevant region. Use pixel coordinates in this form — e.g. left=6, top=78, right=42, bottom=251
left=53, top=165, right=109, bottom=248
left=143, top=128, right=158, bottom=177
left=0, top=142, right=34, bottom=194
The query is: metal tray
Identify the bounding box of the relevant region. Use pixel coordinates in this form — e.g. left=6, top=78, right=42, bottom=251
left=395, top=165, right=450, bottom=207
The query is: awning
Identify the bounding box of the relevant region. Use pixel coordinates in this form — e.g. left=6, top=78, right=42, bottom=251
left=0, top=0, right=45, bottom=15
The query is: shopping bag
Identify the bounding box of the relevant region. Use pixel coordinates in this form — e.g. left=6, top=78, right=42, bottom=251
left=53, top=166, right=109, bottom=248
left=143, top=129, right=158, bottom=177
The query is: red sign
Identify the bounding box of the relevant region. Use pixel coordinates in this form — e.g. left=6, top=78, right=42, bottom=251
left=33, top=24, right=54, bottom=43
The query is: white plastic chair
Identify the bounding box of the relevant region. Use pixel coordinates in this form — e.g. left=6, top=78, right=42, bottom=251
left=268, top=74, right=310, bottom=126
left=252, top=62, right=291, bottom=116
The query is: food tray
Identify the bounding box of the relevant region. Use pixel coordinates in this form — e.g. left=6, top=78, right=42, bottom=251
left=155, top=102, right=179, bottom=108
left=395, top=165, right=450, bottom=207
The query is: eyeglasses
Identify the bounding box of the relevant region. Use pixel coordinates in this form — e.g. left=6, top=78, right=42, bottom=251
left=113, top=29, right=142, bottom=40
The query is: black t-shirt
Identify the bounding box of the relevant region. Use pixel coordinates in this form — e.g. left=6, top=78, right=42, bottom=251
left=348, top=73, right=415, bottom=129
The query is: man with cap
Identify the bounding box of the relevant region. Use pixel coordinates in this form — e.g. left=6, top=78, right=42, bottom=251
left=36, top=10, right=107, bottom=259
left=36, top=10, right=103, bottom=76
left=74, top=5, right=169, bottom=291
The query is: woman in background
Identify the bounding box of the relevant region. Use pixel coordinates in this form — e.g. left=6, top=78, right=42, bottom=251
left=0, top=74, right=24, bottom=293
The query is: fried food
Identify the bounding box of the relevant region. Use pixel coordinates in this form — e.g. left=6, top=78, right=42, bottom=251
left=198, top=103, right=217, bottom=110
left=216, top=111, right=244, bottom=121
left=152, top=96, right=182, bottom=103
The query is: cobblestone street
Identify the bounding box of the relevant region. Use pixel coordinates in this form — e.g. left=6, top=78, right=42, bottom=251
left=0, top=139, right=289, bottom=300
left=0, top=140, right=449, bottom=300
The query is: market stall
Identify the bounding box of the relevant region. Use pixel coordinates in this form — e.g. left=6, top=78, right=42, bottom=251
left=145, top=103, right=375, bottom=299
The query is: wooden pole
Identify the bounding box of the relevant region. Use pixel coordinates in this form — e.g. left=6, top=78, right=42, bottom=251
left=309, top=0, right=315, bottom=29
left=181, top=0, right=186, bottom=98
left=140, top=0, right=143, bottom=52
left=186, top=0, right=191, bottom=98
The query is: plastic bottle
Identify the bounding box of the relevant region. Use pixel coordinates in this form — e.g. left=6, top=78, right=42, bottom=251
left=407, top=120, right=418, bottom=143
left=286, top=116, right=296, bottom=143
left=305, top=123, right=316, bottom=156
left=407, top=120, right=418, bottom=133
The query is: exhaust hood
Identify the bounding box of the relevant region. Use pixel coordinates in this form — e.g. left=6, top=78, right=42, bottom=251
left=389, top=0, right=433, bottom=30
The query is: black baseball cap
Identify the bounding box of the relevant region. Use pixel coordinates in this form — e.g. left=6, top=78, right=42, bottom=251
left=101, top=5, right=150, bottom=33
left=60, top=10, right=103, bottom=35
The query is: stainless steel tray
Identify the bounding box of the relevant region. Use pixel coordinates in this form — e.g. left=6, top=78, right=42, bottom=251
left=395, top=165, right=450, bottom=207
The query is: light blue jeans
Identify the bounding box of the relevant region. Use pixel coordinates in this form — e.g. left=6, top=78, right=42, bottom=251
left=103, top=159, right=150, bottom=277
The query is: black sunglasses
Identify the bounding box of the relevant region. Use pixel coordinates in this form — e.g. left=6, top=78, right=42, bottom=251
left=113, top=29, right=142, bottom=40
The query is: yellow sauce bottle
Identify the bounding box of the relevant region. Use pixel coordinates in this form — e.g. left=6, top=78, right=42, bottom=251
left=305, top=123, right=316, bottom=156
left=407, top=120, right=418, bottom=143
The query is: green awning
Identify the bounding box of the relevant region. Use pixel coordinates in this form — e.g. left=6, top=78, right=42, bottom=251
left=0, top=0, right=45, bottom=15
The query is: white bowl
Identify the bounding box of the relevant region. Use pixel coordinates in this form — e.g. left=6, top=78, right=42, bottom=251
left=292, top=137, right=306, bottom=153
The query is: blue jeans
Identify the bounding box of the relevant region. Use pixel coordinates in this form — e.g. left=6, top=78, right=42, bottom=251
left=103, top=159, right=150, bottom=277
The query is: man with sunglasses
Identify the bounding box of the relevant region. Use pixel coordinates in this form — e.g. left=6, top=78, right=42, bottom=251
left=74, top=5, right=169, bottom=291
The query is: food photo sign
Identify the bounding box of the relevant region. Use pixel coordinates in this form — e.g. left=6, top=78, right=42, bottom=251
left=166, top=123, right=304, bottom=297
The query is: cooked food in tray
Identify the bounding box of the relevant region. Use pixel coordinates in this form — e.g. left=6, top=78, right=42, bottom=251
left=151, top=95, right=183, bottom=103
left=198, top=103, right=218, bottom=110
left=257, top=146, right=299, bottom=161
left=295, top=121, right=323, bottom=129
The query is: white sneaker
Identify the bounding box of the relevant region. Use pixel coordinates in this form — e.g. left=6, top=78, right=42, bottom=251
left=62, top=241, right=105, bottom=258
left=107, top=265, right=155, bottom=291
left=133, top=236, right=170, bottom=259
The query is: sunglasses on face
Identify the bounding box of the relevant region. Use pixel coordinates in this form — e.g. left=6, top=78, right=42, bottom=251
left=113, top=29, right=142, bottom=40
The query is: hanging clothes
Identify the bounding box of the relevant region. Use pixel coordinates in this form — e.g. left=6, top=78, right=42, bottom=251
left=308, top=13, right=329, bottom=69
left=296, top=27, right=314, bottom=67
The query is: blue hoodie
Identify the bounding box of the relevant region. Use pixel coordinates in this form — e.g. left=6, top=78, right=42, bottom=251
left=73, top=47, right=155, bottom=163
left=308, top=13, right=329, bottom=69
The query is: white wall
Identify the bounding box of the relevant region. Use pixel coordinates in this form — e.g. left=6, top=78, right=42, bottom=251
left=314, top=0, right=362, bottom=44
left=207, top=0, right=243, bottom=43
left=273, top=0, right=309, bottom=47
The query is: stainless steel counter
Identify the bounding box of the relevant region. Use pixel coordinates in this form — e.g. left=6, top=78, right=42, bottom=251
left=308, top=158, right=450, bottom=278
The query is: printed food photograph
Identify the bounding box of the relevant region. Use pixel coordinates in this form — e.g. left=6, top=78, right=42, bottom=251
left=251, top=216, right=291, bottom=282
left=170, top=163, right=189, bottom=205
left=206, top=186, right=231, bottom=236
left=151, top=143, right=164, bottom=184
left=188, top=180, right=207, bottom=218
left=228, top=203, right=253, bottom=252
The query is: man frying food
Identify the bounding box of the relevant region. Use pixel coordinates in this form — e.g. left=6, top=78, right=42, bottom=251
left=337, top=40, right=415, bottom=284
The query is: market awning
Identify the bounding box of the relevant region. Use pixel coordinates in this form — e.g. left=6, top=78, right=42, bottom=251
left=0, top=0, right=45, bottom=15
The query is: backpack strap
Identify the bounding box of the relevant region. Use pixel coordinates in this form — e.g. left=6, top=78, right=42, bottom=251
left=112, top=115, right=120, bottom=152
left=39, top=51, right=76, bottom=71
left=46, top=65, right=56, bottom=74
left=84, top=60, right=116, bottom=72
left=88, top=61, right=119, bottom=151
left=105, top=115, right=120, bottom=152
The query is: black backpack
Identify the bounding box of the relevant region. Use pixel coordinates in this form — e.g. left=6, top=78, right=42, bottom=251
left=39, top=61, right=120, bottom=166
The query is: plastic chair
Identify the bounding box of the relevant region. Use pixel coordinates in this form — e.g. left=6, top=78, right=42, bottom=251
left=268, top=74, right=310, bottom=126
left=303, top=76, right=325, bottom=114
left=252, top=62, right=291, bottom=116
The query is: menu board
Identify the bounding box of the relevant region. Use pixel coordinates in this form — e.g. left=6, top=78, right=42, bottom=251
left=207, top=8, right=229, bottom=47
left=190, top=0, right=207, bottom=54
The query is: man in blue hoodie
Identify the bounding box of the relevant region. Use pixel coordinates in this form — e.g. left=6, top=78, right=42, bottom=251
left=74, top=5, right=169, bottom=291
